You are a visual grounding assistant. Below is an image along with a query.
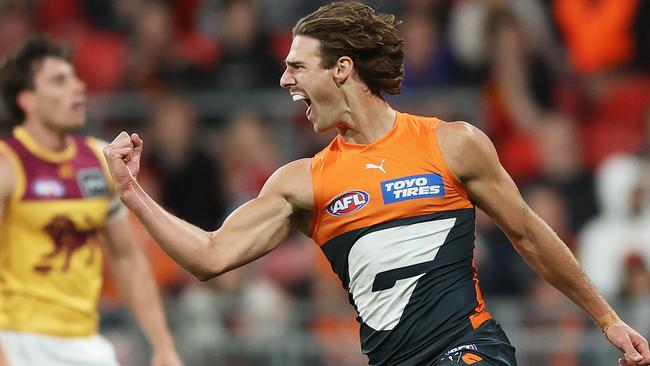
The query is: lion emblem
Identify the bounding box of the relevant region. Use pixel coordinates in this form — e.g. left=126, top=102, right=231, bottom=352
left=34, top=215, right=99, bottom=273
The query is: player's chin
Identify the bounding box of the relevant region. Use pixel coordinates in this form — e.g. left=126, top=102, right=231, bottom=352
left=69, top=115, right=86, bottom=128
left=58, top=121, right=84, bottom=133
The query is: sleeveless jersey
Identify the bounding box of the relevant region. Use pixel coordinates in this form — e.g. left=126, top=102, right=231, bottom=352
left=311, top=112, right=491, bottom=365
left=0, top=127, right=113, bottom=337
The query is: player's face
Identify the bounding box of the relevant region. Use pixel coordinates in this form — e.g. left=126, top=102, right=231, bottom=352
left=280, top=35, right=342, bottom=133
left=28, top=57, right=86, bottom=131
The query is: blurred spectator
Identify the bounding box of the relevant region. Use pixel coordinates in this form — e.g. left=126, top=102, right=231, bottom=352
left=522, top=278, right=586, bottom=366
left=617, top=253, right=650, bottom=363
left=477, top=2, right=563, bottom=182
left=399, top=4, right=456, bottom=88
left=548, top=0, right=650, bottom=171
left=212, top=0, right=284, bottom=89
left=621, top=253, right=650, bottom=299
left=234, top=276, right=293, bottom=344
left=36, top=0, right=85, bottom=40
left=121, top=0, right=217, bottom=91
left=122, top=0, right=172, bottom=90
left=221, top=113, right=280, bottom=205
left=143, top=94, right=228, bottom=230
left=578, top=154, right=650, bottom=299
left=449, top=0, right=561, bottom=83
left=0, top=1, right=31, bottom=57
left=172, top=282, right=230, bottom=365
left=581, top=75, right=650, bottom=168
left=486, top=4, right=557, bottom=131
left=448, top=0, right=489, bottom=79
left=74, top=1, right=126, bottom=92
left=534, top=114, right=597, bottom=232
left=553, top=0, right=639, bottom=76
left=632, top=0, right=650, bottom=71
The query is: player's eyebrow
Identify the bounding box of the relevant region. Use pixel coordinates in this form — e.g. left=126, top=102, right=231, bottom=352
left=285, top=60, right=305, bottom=68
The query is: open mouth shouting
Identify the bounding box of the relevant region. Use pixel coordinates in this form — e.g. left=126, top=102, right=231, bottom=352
left=292, top=93, right=312, bottom=118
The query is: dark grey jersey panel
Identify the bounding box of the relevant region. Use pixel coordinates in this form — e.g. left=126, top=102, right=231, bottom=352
left=320, top=208, right=485, bottom=365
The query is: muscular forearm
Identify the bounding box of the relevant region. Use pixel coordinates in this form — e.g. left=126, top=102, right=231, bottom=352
left=121, top=182, right=215, bottom=277
left=512, top=209, right=616, bottom=328
left=111, top=250, right=175, bottom=351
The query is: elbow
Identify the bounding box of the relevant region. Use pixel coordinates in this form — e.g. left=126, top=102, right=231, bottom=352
left=189, top=233, right=228, bottom=281
left=193, top=270, right=219, bottom=282
left=189, top=261, right=227, bottom=282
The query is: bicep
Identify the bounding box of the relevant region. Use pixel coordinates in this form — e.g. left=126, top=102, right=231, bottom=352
left=208, top=193, right=294, bottom=273
left=440, top=122, right=529, bottom=242
left=206, top=159, right=312, bottom=274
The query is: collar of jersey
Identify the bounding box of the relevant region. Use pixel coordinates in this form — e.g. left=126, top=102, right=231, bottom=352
left=13, top=126, right=77, bottom=163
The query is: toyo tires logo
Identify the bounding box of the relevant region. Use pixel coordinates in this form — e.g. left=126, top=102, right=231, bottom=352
left=326, top=190, right=370, bottom=216
left=381, top=174, right=445, bottom=203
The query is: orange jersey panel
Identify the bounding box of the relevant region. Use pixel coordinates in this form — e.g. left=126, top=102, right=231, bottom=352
left=311, top=112, right=473, bottom=245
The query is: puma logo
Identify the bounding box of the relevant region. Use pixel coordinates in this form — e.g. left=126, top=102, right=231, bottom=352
left=365, top=159, right=386, bottom=173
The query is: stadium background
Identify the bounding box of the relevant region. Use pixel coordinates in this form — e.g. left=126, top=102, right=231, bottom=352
left=0, top=0, right=648, bottom=365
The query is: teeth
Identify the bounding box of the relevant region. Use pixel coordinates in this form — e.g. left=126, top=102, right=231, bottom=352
left=292, top=94, right=305, bottom=102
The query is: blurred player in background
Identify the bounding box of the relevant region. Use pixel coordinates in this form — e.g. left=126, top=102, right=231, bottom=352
left=0, top=37, right=183, bottom=366
left=103, top=2, right=649, bottom=365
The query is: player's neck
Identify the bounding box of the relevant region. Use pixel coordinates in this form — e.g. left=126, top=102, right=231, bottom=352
left=21, top=118, right=70, bottom=152
left=337, top=91, right=396, bottom=145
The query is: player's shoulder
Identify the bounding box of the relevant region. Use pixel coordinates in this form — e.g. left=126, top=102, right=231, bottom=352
left=261, top=158, right=313, bottom=209
left=437, top=120, right=485, bottom=140
left=437, top=121, right=493, bottom=153
left=0, top=140, right=18, bottom=174
left=0, top=142, right=17, bottom=199
left=264, top=158, right=312, bottom=190
left=436, top=121, right=497, bottom=180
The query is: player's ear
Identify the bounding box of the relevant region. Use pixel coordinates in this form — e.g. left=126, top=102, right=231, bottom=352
left=333, top=56, right=353, bottom=86
left=17, top=90, right=35, bottom=117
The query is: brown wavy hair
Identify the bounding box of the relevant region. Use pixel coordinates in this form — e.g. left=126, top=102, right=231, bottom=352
left=293, top=1, right=404, bottom=99
left=0, top=36, right=72, bottom=125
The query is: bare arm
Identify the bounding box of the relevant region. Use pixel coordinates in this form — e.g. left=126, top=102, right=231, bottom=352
left=0, top=345, right=9, bottom=366
left=0, top=148, right=15, bottom=220
left=0, top=150, right=15, bottom=365
left=492, top=21, right=542, bottom=131
left=102, top=132, right=313, bottom=281
left=101, top=209, right=182, bottom=366
left=438, top=121, right=650, bottom=365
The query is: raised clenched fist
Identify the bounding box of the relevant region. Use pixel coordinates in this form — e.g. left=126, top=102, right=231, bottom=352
left=102, top=131, right=144, bottom=196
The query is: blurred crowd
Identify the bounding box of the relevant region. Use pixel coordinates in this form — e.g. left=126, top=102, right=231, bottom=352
left=0, top=0, right=649, bottom=365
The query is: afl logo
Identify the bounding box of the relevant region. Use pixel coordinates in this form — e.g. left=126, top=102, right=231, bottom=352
left=33, top=179, right=65, bottom=198
left=326, top=190, right=370, bottom=216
